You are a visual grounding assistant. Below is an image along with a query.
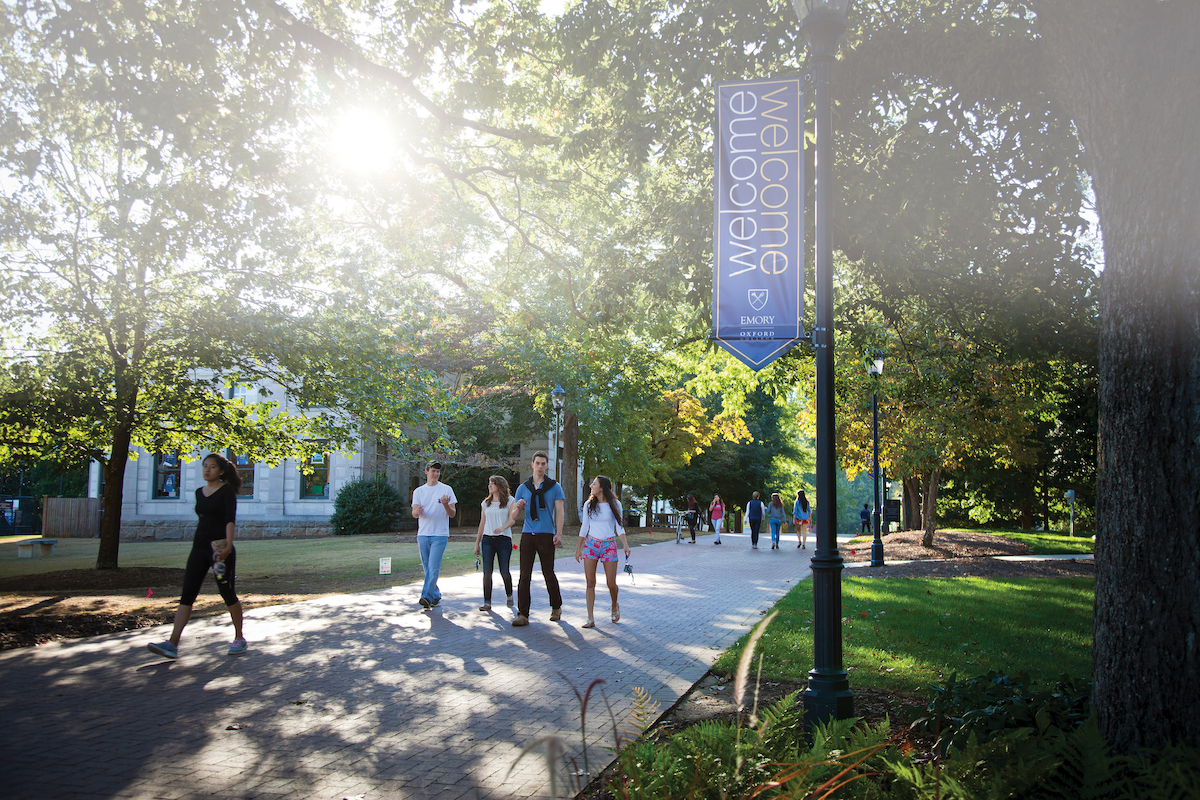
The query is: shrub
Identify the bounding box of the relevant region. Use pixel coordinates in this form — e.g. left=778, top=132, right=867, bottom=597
left=329, top=477, right=405, bottom=536
left=910, top=670, right=1092, bottom=756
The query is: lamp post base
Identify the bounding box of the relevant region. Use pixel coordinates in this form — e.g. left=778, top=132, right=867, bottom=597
left=870, top=537, right=885, bottom=568
left=803, top=669, right=855, bottom=728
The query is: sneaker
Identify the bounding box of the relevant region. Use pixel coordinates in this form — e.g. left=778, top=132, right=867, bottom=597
left=419, top=597, right=431, bottom=609
left=506, top=595, right=514, bottom=607
left=431, top=598, right=440, bottom=607
left=148, top=641, right=177, bottom=660
left=480, top=603, right=492, bottom=611
left=549, top=607, right=562, bottom=622
left=512, top=614, right=530, bottom=627
left=227, top=638, right=248, bottom=656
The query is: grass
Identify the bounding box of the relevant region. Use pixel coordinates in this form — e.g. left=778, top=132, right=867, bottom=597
left=1, top=528, right=680, bottom=586
left=845, top=528, right=1094, bottom=555
left=986, top=529, right=1095, bottom=555
left=713, top=575, right=1094, bottom=697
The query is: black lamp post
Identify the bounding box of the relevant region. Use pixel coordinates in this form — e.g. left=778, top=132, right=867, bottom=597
left=551, top=384, right=566, bottom=480
left=793, top=0, right=854, bottom=726
left=868, top=352, right=885, bottom=568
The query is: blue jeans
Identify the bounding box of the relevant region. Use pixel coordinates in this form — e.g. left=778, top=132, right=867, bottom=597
left=480, top=535, right=513, bottom=603
left=770, top=518, right=782, bottom=544
left=748, top=517, right=762, bottom=546
left=418, top=536, right=448, bottom=602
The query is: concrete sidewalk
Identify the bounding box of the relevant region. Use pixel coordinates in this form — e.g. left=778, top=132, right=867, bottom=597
left=0, top=531, right=813, bottom=800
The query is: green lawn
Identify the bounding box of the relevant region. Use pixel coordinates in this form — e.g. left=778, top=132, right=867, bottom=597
left=713, top=575, right=1094, bottom=696
left=987, top=529, right=1095, bottom=555
left=0, top=534, right=477, bottom=583
left=845, top=528, right=1094, bottom=555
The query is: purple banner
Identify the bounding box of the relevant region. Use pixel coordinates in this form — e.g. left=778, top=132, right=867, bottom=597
left=712, top=77, right=805, bottom=371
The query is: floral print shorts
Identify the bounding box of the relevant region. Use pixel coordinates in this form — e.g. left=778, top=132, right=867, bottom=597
left=582, top=536, right=618, bottom=562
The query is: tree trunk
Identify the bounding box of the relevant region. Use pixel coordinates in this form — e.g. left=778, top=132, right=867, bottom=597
left=1018, top=467, right=1034, bottom=530
left=901, top=474, right=921, bottom=532
left=562, top=412, right=580, bottom=526
left=920, top=470, right=939, bottom=547
left=1037, top=0, right=1200, bottom=750
left=96, top=425, right=133, bottom=570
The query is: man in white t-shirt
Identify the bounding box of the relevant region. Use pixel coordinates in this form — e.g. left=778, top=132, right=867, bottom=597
left=411, top=461, right=457, bottom=608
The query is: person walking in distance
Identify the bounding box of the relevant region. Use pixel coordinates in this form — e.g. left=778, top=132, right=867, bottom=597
left=685, top=494, right=700, bottom=543
left=474, top=475, right=516, bottom=611
left=768, top=492, right=786, bottom=549
left=574, top=476, right=632, bottom=628
left=412, top=461, right=458, bottom=609
left=147, top=452, right=246, bottom=660
left=860, top=503, right=871, bottom=536
left=746, top=491, right=765, bottom=549
left=794, top=489, right=811, bottom=549
left=709, top=494, right=725, bottom=544
left=509, top=452, right=565, bottom=626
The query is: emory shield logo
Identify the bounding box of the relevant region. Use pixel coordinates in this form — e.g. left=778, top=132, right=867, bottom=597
left=748, top=289, right=768, bottom=311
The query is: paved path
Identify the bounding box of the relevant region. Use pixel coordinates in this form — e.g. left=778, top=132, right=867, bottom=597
left=0, top=532, right=814, bottom=800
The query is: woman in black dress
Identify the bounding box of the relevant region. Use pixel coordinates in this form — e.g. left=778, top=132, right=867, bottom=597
left=148, top=453, right=246, bottom=659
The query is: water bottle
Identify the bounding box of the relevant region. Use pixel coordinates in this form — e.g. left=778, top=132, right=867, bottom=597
left=212, top=542, right=228, bottom=583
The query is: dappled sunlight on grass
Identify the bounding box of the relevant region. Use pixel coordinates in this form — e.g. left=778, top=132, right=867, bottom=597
left=713, top=576, right=1094, bottom=696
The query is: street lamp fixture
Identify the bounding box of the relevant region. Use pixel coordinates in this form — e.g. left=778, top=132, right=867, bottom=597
left=867, top=351, right=885, bottom=568
left=795, top=0, right=854, bottom=727
left=551, top=385, right=566, bottom=480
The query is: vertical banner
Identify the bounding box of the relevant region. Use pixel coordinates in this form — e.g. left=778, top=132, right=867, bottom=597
left=712, top=77, right=805, bottom=371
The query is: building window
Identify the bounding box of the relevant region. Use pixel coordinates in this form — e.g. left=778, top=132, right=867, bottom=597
left=374, top=438, right=390, bottom=480
left=227, top=450, right=254, bottom=498
left=153, top=451, right=182, bottom=499
left=300, top=444, right=330, bottom=499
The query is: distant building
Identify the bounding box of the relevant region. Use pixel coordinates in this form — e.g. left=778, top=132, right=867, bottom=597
left=88, top=376, right=579, bottom=540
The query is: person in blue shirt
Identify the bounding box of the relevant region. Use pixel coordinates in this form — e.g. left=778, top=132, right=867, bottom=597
left=509, top=451, right=565, bottom=627
left=861, top=503, right=871, bottom=535
left=793, top=489, right=810, bottom=549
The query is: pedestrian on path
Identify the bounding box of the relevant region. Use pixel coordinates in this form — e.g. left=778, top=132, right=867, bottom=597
left=768, top=493, right=785, bottom=549
left=510, top=451, right=565, bottom=627
left=793, top=489, right=810, bottom=549
left=147, top=452, right=246, bottom=660
left=685, top=494, right=700, bottom=543
left=574, top=475, right=631, bottom=628
left=412, top=461, right=458, bottom=609
left=860, top=504, right=871, bottom=536
left=709, top=494, right=725, bottom=544
left=474, top=476, right=516, bottom=611
left=746, top=492, right=764, bottom=549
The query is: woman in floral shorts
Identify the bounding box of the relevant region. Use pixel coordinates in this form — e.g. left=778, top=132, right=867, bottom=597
left=574, top=475, right=632, bottom=628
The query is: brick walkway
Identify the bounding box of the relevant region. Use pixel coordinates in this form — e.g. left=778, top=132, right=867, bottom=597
left=0, top=531, right=813, bottom=800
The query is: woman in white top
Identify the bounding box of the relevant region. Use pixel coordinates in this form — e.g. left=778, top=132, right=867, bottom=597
left=573, top=475, right=631, bottom=628
left=474, top=476, right=516, bottom=611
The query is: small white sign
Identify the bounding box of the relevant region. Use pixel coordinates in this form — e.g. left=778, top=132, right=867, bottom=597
left=379, top=557, right=392, bottom=575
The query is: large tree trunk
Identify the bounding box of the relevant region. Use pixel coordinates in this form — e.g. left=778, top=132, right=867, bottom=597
left=901, top=474, right=921, bottom=532
left=920, top=470, right=940, bottom=547
left=562, top=412, right=580, bottom=526
left=96, top=424, right=133, bottom=570
left=1038, top=0, right=1200, bottom=751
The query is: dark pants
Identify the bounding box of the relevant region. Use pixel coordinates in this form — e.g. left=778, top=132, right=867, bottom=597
left=480, top=535, right=513, bottom=603
left=748, top=517, right=762, bottom=546
left=686, top=512, right=698, bottom=541
left=517, top=532, right=562, bottom=616
left=180, top=544, right=238, bottom=606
